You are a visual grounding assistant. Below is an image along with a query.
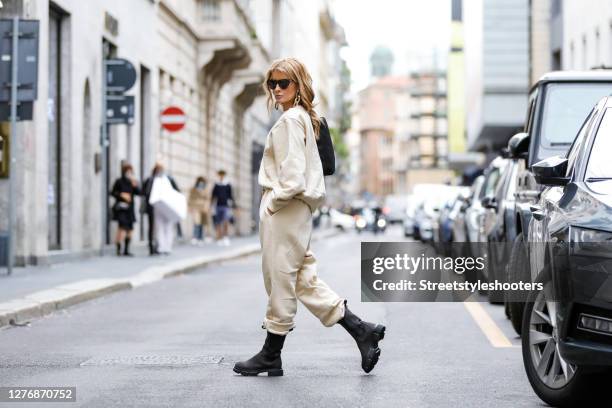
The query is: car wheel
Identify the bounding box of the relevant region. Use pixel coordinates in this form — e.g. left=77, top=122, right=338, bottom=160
left=504, top=300, right=511, bottom=319
left=521, top=271, right=600, bottom=407
left=507, top=234, right=529, bottom=335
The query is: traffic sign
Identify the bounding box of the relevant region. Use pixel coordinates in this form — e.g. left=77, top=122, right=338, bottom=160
left=105, top=58, right=136, bottom=93
left=106, top=95, right=134, bottom=124
left=161, top=106, right=186, bottom=132
left=0, top=100, right=32, bottom=121
left=0, top=19, right=39, bottom=102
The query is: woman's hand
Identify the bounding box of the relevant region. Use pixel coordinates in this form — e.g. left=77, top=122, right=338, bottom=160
left=120, top=192, right=132, bottom=203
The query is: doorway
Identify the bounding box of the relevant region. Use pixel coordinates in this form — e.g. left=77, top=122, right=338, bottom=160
left=48, top=6, right=66, bottom=250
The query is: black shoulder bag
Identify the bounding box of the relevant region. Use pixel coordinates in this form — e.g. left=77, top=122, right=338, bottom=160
left=317, top=117, right=336, bottom=176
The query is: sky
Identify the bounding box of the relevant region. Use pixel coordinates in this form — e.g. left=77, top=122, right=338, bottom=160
left=331, top=0, right=451, bottom=93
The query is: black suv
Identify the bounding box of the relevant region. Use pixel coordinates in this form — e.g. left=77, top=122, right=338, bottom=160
left=505, top=71, right=612, bottom=334
left=522, top=95, right=612, bottom=407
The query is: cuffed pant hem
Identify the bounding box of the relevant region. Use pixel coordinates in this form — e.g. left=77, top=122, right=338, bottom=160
left=321, top=297, right=346, bottom=327
left=262, top=319, right=294, bottom=336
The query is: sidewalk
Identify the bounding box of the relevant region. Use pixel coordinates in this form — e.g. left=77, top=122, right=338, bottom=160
left=0, top=228, right=340, bottom=328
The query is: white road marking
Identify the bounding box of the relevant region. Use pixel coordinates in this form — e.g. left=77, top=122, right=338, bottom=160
left=463, top=302, right=515, bottom=348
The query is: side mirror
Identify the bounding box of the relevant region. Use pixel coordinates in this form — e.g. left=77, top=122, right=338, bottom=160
left=508, top=132, right=530, bottom=159
left=532, top=156, right=569, bottom=186
left=481, top=196, right=498, bottom=210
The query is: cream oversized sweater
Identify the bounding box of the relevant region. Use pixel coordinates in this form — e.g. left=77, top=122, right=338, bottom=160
left=258, top=105, right=326, bottom=214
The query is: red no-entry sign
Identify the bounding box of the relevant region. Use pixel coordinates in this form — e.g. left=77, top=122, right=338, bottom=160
left=160, top=106, right=186, bottom=132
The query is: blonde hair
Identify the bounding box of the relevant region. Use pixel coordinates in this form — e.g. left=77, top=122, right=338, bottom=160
left=263, top=57, right=321, bottom=139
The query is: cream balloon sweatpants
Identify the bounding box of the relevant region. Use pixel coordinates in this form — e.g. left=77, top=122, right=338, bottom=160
left=259, top=189, right=345, bottom=335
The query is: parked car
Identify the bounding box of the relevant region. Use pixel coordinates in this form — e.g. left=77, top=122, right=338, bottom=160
left=448, top=190, right=471, bottom=244
left=464, top=175, right=485, bottom=256
left=404, top=185, right=445, bottom=238
left=474, top=158, right=509, bottom=253
left=437, top=189, right=470, bottom=255
left=480, top=155, right=520, bottom=303
left=413, top=200, right=438, bottom=242
left=522, top=96, right=612, bottom=407
left=415, top=185, right=467, bottom=244
left=402, top=195, right=422, bottom=237
left=384, top=194, right=409, bottom=224
left=505, top=70, right=612, bottom=334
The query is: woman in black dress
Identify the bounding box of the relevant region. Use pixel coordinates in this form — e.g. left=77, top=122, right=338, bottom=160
left=111, top=163, right=141, bottom=256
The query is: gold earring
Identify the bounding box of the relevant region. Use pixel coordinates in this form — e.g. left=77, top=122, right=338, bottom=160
left=294, top=93, right=301, bottom=107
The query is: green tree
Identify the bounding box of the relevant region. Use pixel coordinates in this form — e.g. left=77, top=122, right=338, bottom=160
left=330, top=127, right=349, bottom=160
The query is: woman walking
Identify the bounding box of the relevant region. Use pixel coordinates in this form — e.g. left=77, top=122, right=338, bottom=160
left=188, top=176, right=212, bottom=245
left=151, top=164, right=181, bottom=255
left=233, top=58, right=386, bottom=377
left=111, top=163, right=141, bottom=256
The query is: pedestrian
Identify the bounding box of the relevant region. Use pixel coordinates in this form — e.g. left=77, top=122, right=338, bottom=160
left=211, top=169, right=235, bottom=246
left=110, top=163, right=141, bottom=256
left=233, top=58, right=386, bottom=377
left=142, top=163, right=162, bottom=255
left=188, top=176, right=212, bottom=245
left=144, top=163, right=180, bottom=255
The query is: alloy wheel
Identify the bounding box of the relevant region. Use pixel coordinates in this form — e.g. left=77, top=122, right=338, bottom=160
left=528, top=283, right=576, bottom=389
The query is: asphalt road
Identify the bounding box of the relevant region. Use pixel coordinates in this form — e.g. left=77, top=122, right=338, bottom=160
left=0, top=226, right=543, bottom=407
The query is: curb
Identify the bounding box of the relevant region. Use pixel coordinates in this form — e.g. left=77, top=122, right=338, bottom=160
left=0, top=228, right=341, bottom=329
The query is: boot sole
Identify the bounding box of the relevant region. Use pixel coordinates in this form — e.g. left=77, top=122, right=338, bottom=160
left=233, top=367, right=283, bottom=377
left=363, top=325, right=386, bottom=373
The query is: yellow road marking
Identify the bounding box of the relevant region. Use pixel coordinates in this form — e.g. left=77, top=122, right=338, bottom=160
left=463, top=302, right=514, bottom=348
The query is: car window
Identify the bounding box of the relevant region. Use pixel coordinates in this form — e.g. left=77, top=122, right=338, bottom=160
left=586, top=108, right=612, bottom=180
left=483, top=168, right=501, bottom=198
left=540, top=83, right=612, bottom=147
left=566, top=107, right=597, bottom=177
left=524, top=89, right=538, bottom=133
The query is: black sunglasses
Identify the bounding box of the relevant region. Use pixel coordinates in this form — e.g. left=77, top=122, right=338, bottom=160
left=267, top=79, right=292, bottom=90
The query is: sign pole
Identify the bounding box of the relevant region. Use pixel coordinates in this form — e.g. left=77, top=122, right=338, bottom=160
left=7, top=17, right=19, bottom=275
left=100, top=55, right=108, bottom=253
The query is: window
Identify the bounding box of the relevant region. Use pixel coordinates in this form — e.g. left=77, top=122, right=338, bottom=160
left=539, top=83, right=612, bottom=147
left=524, top=88, right=538, bottom=133
left=582, top=35, right=588, bottom=69
left=552, top=0, right=562, bottom=17
left=202, top=0, right=221, bottom=21
left=586, top=108, right=612, bottom=179
left=552, top=50, right=562, bottom=70
left=595, top=29, right=601, bottom=66
left=483, top=167, right=502, bottom=198
left=566, top=107, right=597, bottom=178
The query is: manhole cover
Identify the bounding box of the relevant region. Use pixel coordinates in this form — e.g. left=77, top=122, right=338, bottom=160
left=80, top=355, right=224, bottom=367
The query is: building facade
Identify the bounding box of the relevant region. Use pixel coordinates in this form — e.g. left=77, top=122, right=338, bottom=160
left=464, top=0, right=529, bottom=156
left=0, top=0, right=347, bottom=266
left=409, top=71, right=448, bottom=169
left=357, top=76, right=411, bottom=197
left=562, top=0, right=612, bottom=70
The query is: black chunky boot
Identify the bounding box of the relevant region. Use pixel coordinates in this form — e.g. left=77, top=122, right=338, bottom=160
left=338, top=300, right=386, bottom=373
left=123, top=237, right=133, bottom=256
left=233, top=331, right=286, bottom=376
